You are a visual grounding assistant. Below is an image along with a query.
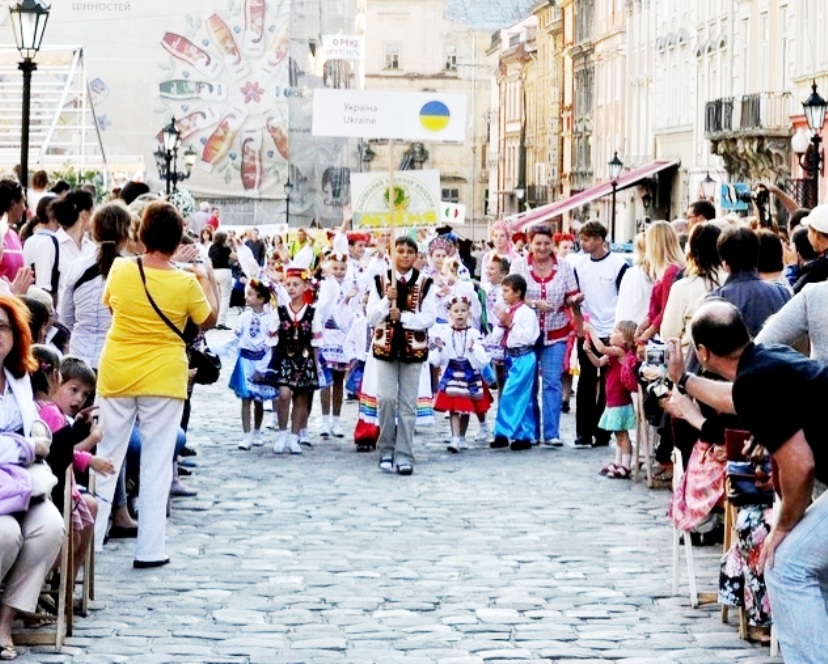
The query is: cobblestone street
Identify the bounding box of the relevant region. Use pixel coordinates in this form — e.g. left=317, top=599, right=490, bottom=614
left=25, top=323, right=780, bottom=663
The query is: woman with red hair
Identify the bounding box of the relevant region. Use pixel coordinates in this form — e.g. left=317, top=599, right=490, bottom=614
left=0, top=295, right=65, bottom=662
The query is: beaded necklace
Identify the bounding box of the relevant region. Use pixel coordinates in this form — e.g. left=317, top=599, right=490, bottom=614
left=451, top=326, right=469, bottom=357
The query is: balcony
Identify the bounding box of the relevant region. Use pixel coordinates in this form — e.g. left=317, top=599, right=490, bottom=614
left=705, top=92, right=794, bottom=183
left=528, top=185, right=548, bottom=206
left=704, top=92, right=792, bottom=139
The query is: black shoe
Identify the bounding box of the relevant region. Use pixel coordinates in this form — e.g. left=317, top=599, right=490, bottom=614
left=490, top=435, right=509, bottom=449
left=561, top=402, right=570, bottom=414
left=396, top=463, right=413, bottom=476
left=591, top=436, right=611, bottom=448
left=510, top=439, right=532, bottom=451
left=180, top=446, right=197, bottom=457
left=573, top=436, right=593, bottom=447
left=108, top=525, right=138, bottom=539
left=177, top=466, right=192, bottom=477
left=215, top=324, right=231, bottom=330
left=133, top=557, right=170, bottom=569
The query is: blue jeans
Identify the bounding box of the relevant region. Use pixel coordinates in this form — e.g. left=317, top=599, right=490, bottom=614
left=765, top=490, right=828, bottom=663
left=535, top=341, right=566, bottom=441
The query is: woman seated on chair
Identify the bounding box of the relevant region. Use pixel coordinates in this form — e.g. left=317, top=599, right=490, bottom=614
left=664, top=389, right=773, bottom=644
left=0, top=295, right=66, bottom=662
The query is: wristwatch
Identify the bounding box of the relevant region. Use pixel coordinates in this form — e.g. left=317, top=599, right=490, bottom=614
left=676, top=372, right=691, bottom=395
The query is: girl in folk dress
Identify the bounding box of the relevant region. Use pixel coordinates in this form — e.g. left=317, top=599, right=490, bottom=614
left=265, top=267, right=323, bottom=455
left=227, top=279, right=277, bottom=450
left=482, top=254, right=510, bottom=393
left=317, top=253, right=358, bottom=437
left=431, top=296, right=492, bottom=453
left=582, top=320, right=638, bottom=479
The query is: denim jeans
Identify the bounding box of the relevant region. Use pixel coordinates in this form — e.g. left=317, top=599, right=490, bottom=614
left=764, top=490, right=828, bottom=663
left=534, top=341, right=566, bottom=441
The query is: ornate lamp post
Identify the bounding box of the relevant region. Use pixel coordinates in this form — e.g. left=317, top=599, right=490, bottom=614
left=9, top=0, right=50, bottom=198
left=608, top=151, right=623, bottom=242
left=701, top=171, right=717, bottom=202
left=792, top=82, right=827, bottom=209
left=155, top=117, right=196, bottom=195
left=284, top=177, right=293, bottom=226
left=515, top=185, right=525, bottom=213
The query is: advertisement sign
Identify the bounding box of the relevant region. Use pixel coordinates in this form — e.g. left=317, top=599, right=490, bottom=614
left=322, top=35, right=363, bottom=61
left=312, top=89, right=467, bottom=142
left=720, top=183, right=750, bottom=212
left=351, top=170, right=441, bottom=228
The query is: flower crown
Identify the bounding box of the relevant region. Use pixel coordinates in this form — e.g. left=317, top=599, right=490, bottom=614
left=249, top=274, right=276, bottom=294
left=448, top=294, right=471, bottom=307
left=285, top=267, right=311, bottom=281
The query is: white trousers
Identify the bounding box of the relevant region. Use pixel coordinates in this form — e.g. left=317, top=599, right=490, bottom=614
left=214, top=268, right=233, bottom=325
left=94, top=396, right=184, bottom=562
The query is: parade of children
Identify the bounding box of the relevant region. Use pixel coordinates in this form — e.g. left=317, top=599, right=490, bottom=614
left=3, top=186, right=803, bottom=662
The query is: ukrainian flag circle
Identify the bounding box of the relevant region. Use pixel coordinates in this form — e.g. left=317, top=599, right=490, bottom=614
left=419, top=101, right=450, bottom=132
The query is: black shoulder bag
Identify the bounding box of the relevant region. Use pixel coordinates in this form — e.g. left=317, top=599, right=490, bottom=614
left=135, top=257, right=221, bottom=385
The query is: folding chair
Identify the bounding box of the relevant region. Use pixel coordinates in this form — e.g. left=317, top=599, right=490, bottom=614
left=13, top=467, right=74, bottom=651
left=75, top=473, right=95, bottom=617
left=670, top=447, right=718, bottom=607
left=634, top=386, right=654, bottom=486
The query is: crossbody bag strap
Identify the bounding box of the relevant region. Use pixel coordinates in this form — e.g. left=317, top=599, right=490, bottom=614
left=135, top=257, right=186, bottom=342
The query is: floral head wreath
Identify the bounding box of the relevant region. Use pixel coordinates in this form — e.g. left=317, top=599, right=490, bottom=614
left=328, top=252, right=348, bottom=263
left=249, top=274, right=276, bottom=294
left=448, top=294, right=472, bottom=308
left=428, top=236, right=453, bottom=255
left=285, top=267, right=311, bottom=281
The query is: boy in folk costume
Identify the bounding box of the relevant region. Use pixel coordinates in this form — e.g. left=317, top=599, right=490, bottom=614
left=366, top=236, right=437, bottom=475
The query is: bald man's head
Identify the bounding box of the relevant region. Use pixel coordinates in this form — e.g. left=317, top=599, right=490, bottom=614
left=691, top=299, right=751, bottom=358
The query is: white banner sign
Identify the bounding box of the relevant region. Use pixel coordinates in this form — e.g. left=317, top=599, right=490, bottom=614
left=351, top=170, right=441, bottom=228
left=312, top=89, right=467, bottom=142
left=321, top=35, right=364, bottom=61
left=441, top=202, right=466, bottom=225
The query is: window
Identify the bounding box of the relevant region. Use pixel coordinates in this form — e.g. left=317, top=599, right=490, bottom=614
left=384, top=42, right=400, bottom=70
left=445, top=46, right=457, bottom=71
left=442, top=188, right=460, bottom=203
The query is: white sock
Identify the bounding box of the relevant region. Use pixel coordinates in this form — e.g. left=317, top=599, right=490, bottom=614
left=621, top=453, right=632, bottom=469
left=322, top=415, right=330, bottom=428
left=253, top=428, right=261, bottom=436
left=332, top=416, right=340, bottom=426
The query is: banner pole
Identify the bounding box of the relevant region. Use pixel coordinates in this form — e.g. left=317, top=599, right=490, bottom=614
left=389, top=137, right=396, bottom=287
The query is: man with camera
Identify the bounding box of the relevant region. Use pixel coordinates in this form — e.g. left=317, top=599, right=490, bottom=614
left=667, top=299, right=827, bottom=663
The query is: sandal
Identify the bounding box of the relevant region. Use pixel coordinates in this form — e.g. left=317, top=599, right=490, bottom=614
left=0, top=644, right=17, bottom=661
left=599, top=463, right=618, bottom=476
left=607, top=465, right=631, bottom=479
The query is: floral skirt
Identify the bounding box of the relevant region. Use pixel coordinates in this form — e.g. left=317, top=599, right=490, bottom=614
left=719, top=504, right=773, bottom=627
left=669, top=442, right=725, bottom=532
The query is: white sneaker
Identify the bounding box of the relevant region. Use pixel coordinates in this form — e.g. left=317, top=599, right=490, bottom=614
left=459, top=437, right=469, bottom=450
left=299, top=429, right=313, bottom=447
left=252, top=432, right=264, bottom=447
left=266, top=419, right=278, bottom=430
left=541, top=438, right=564, bottom=448
left=446, top=438, right=460, bottom=454
left=273, top=431, right=287, bottom=454
left=320, top=422, right=331, bottom=437
left=238, top=433, right=252, bottom=450
left=287, top=435, right=303, bottom=455
left=331, top=421, right=344, bottom=438
left=475, top=426, right=490, bottom=443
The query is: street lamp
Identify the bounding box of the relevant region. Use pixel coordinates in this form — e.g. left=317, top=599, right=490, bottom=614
left=701, top=171, right=717, bottom=202
left=608, top=151, right=623, bottom=242
left=9, top=0, right=51, bottom=198
left=284, top=176, right=293, bottom=226
left=515, top=185, right=525, bottom=213
left=155, top=117, right=196, bottom=195
left=792, top=81, right=827, bottom=209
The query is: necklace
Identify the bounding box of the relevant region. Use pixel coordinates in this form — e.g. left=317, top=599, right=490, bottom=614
left=451, top=326, right=469, bottom=357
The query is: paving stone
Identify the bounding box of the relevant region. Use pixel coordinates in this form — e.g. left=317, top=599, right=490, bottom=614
left=59, top=316, right=781, bottom=664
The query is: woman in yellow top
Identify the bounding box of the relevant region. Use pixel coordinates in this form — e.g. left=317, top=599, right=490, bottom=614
left=93, top=201, right=218, bottom=568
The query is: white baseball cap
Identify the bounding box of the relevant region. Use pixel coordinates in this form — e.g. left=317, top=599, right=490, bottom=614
left=802, top=204, right=828, bottom=234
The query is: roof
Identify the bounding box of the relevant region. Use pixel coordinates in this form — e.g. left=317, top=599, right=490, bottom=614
left=444, top=0, right=538, bottom=30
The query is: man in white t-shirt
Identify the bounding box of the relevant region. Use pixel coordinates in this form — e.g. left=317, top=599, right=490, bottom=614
left=573, top=220, right=628, bottom=447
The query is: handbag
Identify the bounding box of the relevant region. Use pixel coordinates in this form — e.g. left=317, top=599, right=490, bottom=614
left=135, top=257, right=221, bottom=384
left=725, top=459, right=775, bottom=507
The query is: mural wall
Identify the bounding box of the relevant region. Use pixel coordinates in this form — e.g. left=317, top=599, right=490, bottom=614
left=48, top=0, right=364, bottom=225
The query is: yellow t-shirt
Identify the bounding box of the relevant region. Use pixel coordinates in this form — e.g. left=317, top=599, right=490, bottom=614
left=97, top=258, right=212, bottom=399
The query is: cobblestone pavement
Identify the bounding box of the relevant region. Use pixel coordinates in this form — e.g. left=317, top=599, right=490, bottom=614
left=22, top=322, right=780, bottom=663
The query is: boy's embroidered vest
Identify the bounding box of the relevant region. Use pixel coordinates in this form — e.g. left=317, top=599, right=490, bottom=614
left=372, top=269, right=432, bottom=363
